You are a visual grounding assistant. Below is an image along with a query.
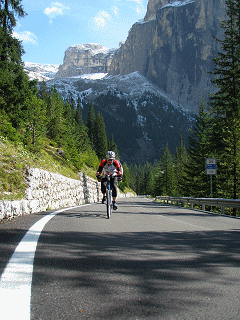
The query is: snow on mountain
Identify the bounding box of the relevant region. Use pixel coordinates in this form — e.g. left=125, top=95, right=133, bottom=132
left=23, top=61, right=192, bottom=119
left=163, top=0, right=195, bottom=8
left=23, top=62, right=194, bottom=162
left=24, top=62, right=59, bottom=81
left=72, top=73, right=108, bottom=80
left=66, top=43, right=116, bottom=56
left=45, top=70, right=191, bottom=116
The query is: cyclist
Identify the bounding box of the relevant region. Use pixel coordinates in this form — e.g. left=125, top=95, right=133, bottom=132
left=96, top=151, right=123, bottom=210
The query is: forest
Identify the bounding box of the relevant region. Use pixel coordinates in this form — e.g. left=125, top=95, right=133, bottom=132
left=0, top=0, right=240, bottom=215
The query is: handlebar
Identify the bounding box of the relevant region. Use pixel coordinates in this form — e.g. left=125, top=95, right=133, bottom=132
left=97, top=173, right=122, bottom=181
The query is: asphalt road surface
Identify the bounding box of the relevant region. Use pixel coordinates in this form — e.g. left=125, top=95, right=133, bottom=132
left=1, top=196, right=240, bottom=320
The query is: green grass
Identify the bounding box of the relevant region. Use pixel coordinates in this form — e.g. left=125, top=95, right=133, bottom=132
left=0, top=136, right=135, bottom=201
left=0, top=136, right=91, bottom=201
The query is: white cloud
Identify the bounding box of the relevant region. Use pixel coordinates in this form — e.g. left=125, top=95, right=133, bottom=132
left=112, top=6, right=119, bottom=16
left=13, top=31, right=38, bottom=45
left=44, top=2, right=70, bottom=22
left=94, top=11, right=111, bottom=28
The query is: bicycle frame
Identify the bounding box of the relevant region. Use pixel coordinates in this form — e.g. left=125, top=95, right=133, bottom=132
left=106, top=174, right=112, bottom=219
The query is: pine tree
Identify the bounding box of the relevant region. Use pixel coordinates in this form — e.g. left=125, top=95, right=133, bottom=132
left=0, top=0, right=26, bottom=61
left=210, top=0, right=240, bottom=200
left=23, top=95, right=46, bottom=147
left=76, top=97, right=83, bottom=126
left=118, top=163, right=130, bottom=192
left=94, top=112, right=108, bottom=159
left=174, top=135, right=188, bottom=196
left=144, top=162, right=155, bottom=195
left=182, top=102, right=212, bottom=197
left=155, top=145, right=174, bottom=196
left=46, top=87, right=66, bottom=144
left=108, top=133, right=119, bottom=158
left=86, top=103, right=95, bottom=148
left=0, top=0, right=34, bottom=129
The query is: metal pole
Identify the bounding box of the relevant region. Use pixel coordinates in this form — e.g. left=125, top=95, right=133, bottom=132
left=210, top=175, right=212, bottom=212
left=211, top=175, right=212, bottom=198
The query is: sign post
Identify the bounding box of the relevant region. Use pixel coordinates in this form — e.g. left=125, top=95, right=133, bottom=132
left=205, top=158, right=217, bottom=202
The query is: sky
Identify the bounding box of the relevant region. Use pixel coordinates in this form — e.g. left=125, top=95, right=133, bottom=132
left=13, top=0, right=149, bottom=65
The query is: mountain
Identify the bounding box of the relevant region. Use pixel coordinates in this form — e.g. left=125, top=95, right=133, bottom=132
left=55, top=44, right=117, bottom=79
left=24, top=62, right=59, bottom=81
left=24, top=58, right=195, bottom=163
left=34, top=0, right=227, bottom=114
left=23, top=0, right=212, bottom=162
left=109, top=0, right=226, bottom=113
left=43, top=70, right=195, bottom=162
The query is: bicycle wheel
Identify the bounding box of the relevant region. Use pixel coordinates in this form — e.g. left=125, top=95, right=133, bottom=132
left=106, top=189, right=112, bottom=219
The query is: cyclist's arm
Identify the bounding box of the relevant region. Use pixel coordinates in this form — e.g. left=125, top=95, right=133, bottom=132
left=96, top=159, right=107, bottom=177
left=115, top=161, right=123, bottom=176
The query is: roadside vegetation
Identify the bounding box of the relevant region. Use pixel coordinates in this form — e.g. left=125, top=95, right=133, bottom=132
left=0, top=136, right=97, bottom=200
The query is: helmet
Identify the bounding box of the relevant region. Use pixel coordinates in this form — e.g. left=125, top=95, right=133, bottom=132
left=106, top=151, right=115, bottom=160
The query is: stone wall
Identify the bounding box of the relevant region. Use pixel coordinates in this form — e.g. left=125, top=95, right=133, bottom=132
left=0, top=167, right=134, bottom=220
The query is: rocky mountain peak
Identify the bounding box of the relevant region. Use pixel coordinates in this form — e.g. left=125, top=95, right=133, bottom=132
left=144, top=0, right=195, bottom=21
left=55, top=43, right=116, bottom=78
left=109, top=0, right=226, bottom=113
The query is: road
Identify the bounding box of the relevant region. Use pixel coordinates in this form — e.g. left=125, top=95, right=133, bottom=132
left=1, top=196, right=240, bottom=319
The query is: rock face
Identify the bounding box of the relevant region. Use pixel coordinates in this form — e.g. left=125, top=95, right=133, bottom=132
left=55, top=43, right=116, bottom=78
left=109, top=0, right=226, bottom=112
left=145, top=0, right=170, bottom=21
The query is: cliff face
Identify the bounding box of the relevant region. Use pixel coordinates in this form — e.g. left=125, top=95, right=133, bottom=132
left=55, top=44, right=115, bottom=78
left=109, top=0, right=226, bottom=112
left=144, top=0, right=170, bottom=21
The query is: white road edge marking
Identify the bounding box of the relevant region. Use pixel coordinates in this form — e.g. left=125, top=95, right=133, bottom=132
left=0, top=204, right=92, bottom=320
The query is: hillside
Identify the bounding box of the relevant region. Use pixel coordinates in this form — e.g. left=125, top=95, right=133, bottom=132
left=43, top=70, right=195, bottom=162
left=0, top=137, right=95, bottom=201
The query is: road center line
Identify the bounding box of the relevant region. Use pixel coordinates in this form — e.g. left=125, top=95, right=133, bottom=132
left=0, top=204, right=92, bottom=320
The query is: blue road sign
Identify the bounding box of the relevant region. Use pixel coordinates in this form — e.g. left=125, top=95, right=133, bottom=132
left=206, top=158, right=217, bottom=175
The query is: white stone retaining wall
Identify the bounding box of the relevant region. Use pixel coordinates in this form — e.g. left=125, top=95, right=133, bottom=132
left=0, top=167, right=135, bottom=220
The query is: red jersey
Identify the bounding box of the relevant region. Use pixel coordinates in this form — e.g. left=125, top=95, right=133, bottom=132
left=97, top=159, right=122, bottom=177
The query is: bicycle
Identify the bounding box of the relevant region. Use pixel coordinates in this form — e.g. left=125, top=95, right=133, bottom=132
left=105, top=174, right=112, bottom=219
left=97, top=173, right=113, bottom=219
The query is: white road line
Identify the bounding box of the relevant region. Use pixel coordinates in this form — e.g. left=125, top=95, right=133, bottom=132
left=0, top=204, right=92, bottom=320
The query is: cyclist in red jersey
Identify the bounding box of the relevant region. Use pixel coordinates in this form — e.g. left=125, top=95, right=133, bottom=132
left=96, top=151, right=123, bottom=210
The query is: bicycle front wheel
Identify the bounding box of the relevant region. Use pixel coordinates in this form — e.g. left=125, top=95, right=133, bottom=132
left=106, top=190, right=112, bottom=219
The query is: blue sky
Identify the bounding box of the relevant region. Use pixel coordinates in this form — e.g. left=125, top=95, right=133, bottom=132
left=13, top=0, right=149, bottom=65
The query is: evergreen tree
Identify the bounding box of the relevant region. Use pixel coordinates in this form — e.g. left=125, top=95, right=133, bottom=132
left=174, top=135, right=188, bottom=196
left=108, top=133, right=119, bottom=158
left=144, top=162, right=155, bottom=195
left=76, top=97, right=83, bottom=126
left=0, top=0, right=35, bottom=129
left=0, top=109, right=19, bottom=141
left=210, top=0, right=240, bottom=200
left=86, top=103, right=95, bottom=148
left=118, top=163, right=130, bottom=192
left=23, top=95, right=46, bottom=147
left=182, top=102, right=212, bottom=197
left=94, top=112, right=108, bottom=159
left=154, top=145, right=174, bottom=196
left=0, top=0, right=26, bottom=61
left=46, top=87, right=66, bottom=144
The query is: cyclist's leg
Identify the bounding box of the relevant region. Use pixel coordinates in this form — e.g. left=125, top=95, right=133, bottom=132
left=111, top=177, right=118, bottom=209
left=101, top=178, right=107, bottom=203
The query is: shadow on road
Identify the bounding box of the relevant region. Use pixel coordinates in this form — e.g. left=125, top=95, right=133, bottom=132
left=31, top=227, right=240, bottom=319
